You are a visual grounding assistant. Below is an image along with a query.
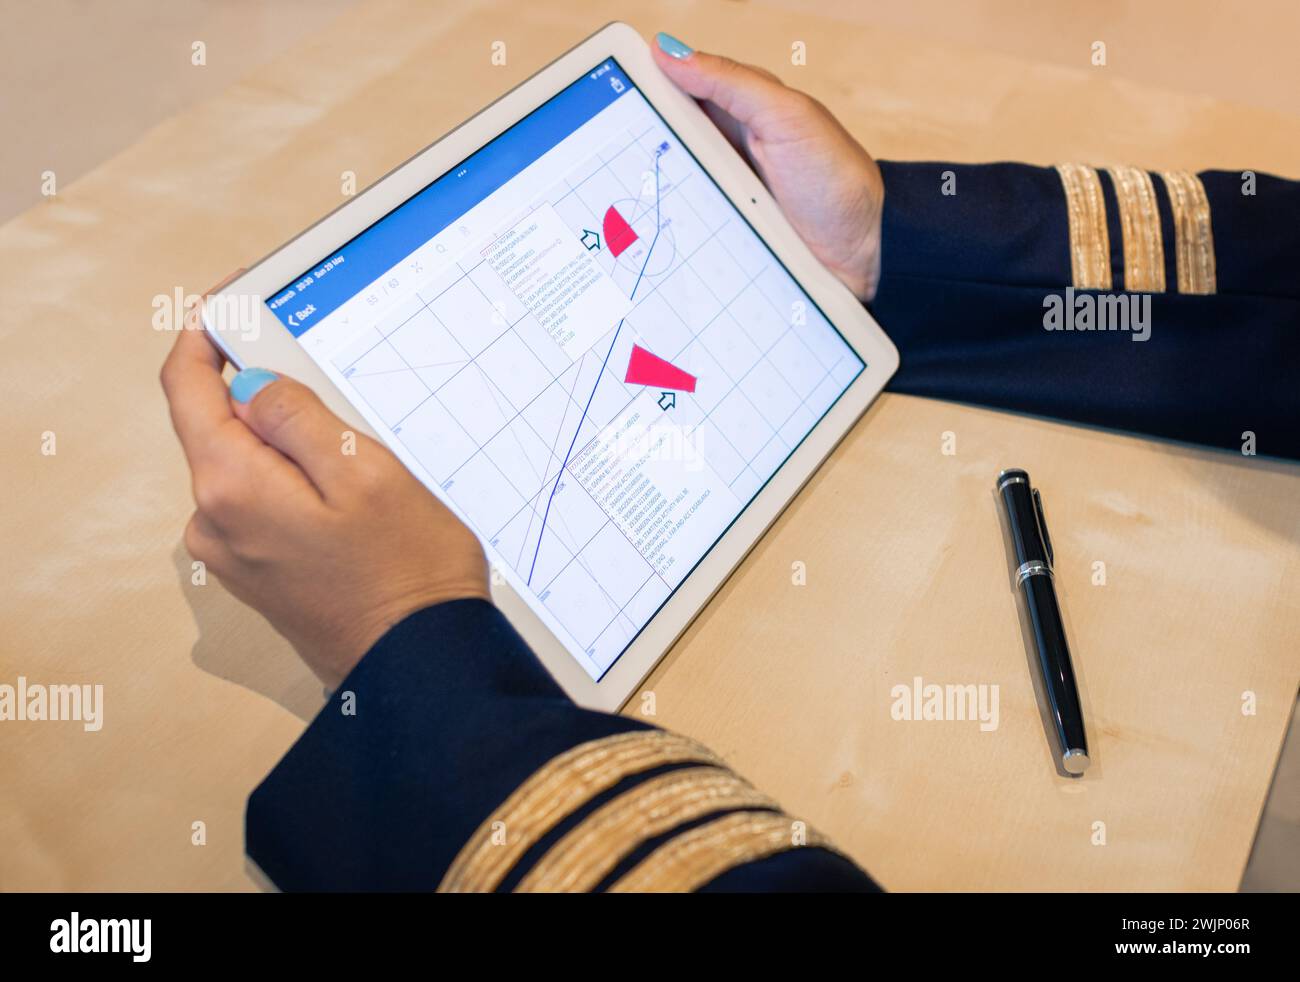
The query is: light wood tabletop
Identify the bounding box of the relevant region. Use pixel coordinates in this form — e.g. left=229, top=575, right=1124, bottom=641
left=2, top=0, right=1297, bottom=891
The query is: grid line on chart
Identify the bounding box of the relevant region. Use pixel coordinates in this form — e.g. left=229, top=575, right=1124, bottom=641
left=526, top=148, right=666, bottom=586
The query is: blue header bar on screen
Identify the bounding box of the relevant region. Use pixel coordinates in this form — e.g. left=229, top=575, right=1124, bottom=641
left=267, top=59, right=632, bottom=336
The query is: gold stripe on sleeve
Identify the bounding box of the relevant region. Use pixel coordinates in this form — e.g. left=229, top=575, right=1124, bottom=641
left=1106, top=165, right=1167, bottom=292
left=607, top=809, right=837, bottom=893
left=514, top=766, right=776, bottom=892
left=1160, top=170, right=1217, bottom=294
left=437, top=730, right=721, bottom=893
left=1055, top=163, right=1113, bottom=290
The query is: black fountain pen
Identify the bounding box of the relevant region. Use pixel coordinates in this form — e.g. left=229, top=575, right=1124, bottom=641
left=996, top=469, right=1090, bottom=776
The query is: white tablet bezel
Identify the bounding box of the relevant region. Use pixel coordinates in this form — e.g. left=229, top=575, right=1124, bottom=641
left=202, top=21, right=898, bottom=712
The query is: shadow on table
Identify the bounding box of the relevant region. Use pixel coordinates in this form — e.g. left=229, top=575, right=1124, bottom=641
left=922, top=396, right=1300, bottom=540
left=1161, top=442, right=1300, bottom=541
left=172, top=543, right=325, bottom=723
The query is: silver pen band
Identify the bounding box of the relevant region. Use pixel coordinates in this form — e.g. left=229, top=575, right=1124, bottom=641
left=996, top=472, right=1027, bottom=492
left=1015, top=560, right=1052, bottom=586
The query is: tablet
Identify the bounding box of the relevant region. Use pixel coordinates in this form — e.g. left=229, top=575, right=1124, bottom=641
left=203, top=22, right=898, bottom=710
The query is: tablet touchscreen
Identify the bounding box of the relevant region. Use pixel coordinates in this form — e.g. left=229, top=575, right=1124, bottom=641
left=264, top=57, right=865, bottom=680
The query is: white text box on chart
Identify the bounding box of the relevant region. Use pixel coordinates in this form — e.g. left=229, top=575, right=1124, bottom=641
left=484, top=203, right=631, bottom=357
left=568, top=390, right=741, bottom=586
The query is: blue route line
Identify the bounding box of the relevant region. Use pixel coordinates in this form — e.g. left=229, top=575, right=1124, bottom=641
left=527, top=151, right=664, bottom=587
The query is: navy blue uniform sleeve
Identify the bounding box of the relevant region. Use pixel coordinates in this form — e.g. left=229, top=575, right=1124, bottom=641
left=246, top=598, right=880, bottom=892
left=872, top=161, right=1300, bottom=459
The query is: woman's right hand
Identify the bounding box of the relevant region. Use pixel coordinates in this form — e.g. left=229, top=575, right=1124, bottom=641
left=162, top=305, right=490, bottom=690
left=652, top=32, right=885, bottom=302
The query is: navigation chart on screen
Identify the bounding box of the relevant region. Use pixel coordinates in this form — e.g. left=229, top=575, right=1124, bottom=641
left=269, top=61, right=864, bottom=680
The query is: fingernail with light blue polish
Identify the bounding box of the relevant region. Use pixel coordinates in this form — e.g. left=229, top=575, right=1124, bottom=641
left=230, top=367, right=278, bottom=403
left=656, top=32, right=693, bottom=59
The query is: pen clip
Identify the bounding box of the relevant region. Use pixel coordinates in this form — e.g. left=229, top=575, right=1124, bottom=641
left=1032, top=487, right=1055, bottom=568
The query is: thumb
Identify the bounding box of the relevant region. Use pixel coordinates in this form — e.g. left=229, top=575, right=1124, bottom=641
left=651, top=34, right=797, bottom=136
left=229, top=368, right=361, bottom=496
